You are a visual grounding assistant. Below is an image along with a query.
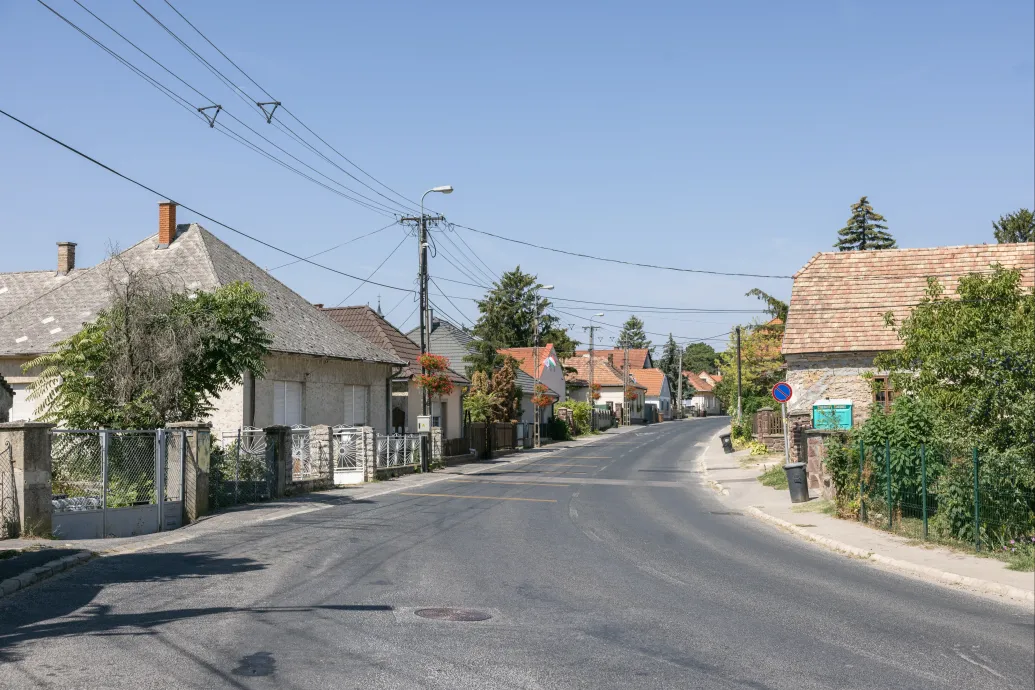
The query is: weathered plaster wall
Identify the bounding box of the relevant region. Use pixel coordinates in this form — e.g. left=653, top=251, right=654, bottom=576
left=785, top=351, right=882, bottom=424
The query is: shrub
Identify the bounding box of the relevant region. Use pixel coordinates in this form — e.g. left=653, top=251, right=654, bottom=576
left=731, top=417, right=753, bottom=443
left=749, top=441, right=769, bottom=456
left=825, top=435, right=861, bottom=518
left=546, top=417, right=571, bottom=441
left=556, top=399, right=592, bottom=436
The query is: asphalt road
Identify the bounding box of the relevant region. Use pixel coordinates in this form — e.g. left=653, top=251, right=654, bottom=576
left=1, top=419, right=1032, bottom=689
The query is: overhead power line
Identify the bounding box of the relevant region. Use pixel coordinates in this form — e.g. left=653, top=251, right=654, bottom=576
left=0, top=108, right=413, bottom=294
left=336, top=233, right=410, bottom=306
left=450, top=223, right=795, bottom=280
left=267, top=222, right=397, bottom=271
left=153, top=0, right=422, bottom=215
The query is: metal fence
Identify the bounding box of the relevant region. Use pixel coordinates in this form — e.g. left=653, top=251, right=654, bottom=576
left=291, top=425, right=314, bottom=480
left=49, top=429, right=178, bottom=539
left=852, top=440, right=1035, bottom=555
left=1, top=441, right=18, bottom=539
left=376, top=434, right=421, bottom=469
left=333, top=426, right=360, bottom=472
left=210, top=428, right=272, bottom=509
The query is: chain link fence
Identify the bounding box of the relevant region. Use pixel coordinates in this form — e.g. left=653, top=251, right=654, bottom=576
left=1, top=441, right=19, bottom=539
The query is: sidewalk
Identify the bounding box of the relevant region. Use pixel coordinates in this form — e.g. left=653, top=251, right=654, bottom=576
left=0, top=424, right=641, bottom=596
left=696, top=427, right=1035, bottom=608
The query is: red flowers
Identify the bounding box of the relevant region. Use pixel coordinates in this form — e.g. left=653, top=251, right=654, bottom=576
left=531, top=383, right=554, bottom=408
left=416, top=353, right=454, bottom=397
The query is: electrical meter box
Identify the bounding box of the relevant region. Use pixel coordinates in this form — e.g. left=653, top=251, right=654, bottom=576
left=812, top=399, right=853, bottom=430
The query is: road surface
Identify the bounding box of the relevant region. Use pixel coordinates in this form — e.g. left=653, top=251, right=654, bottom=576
left=1, top=418, right=1032, bottom=688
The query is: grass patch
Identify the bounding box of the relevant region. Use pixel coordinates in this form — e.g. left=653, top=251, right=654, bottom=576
left=758, top=464, right=788, bottom=490
left=792, top=499, right=836, bottom=516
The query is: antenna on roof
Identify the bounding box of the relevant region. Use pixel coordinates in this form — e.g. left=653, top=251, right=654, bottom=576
left=377, top=294, right=383, bottom=316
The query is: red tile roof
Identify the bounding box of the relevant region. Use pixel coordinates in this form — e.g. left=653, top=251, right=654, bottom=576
left=563, top=355, right=645, bottom=388
left=574, top=348, right=652, bottom=369
left=684, top=371, right=713, bottom=393
left=631, top=368, right=668, bottom=397
left=783, top=243, right=1035, bottom=355
left=497, top=343, right=558, bottom=379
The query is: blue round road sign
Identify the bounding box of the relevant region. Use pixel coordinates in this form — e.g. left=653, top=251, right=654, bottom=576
left=772, top=381, right=793, bottom=403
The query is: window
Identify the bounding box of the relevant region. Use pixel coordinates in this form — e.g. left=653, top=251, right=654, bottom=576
left=273, top=381, right=303, bottom=426
left=873, top=376, right=895, bottom=412
left=343, top=385, right=369, bottom=426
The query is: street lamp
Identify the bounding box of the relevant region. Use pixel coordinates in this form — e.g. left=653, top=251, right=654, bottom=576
left=417, top=185, right=453, bottom=472
left=532, top=284, right=554, bottom=448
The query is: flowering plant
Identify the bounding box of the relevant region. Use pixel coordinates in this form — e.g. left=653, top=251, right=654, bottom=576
left=416, top=353, right=454, bottom=397
left=531, top=383, right=554, bottom=408
left=591, top=383, right=601, bottom=401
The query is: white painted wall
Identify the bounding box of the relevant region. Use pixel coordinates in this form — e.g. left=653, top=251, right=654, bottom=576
left=399, top=379, right=463, bottom=439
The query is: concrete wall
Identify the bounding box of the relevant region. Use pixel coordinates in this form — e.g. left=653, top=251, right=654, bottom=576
left=785, top=351, right=882, bottom=424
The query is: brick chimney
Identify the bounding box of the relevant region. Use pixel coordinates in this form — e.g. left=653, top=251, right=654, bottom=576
left=56, top=242, right=76, bottom=275
left=158, top=201, right=177, bottom=248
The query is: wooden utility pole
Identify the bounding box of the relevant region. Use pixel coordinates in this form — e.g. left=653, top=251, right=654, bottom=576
left=582, top=324, right=599, bottom=430
left=675, top=362, right=683, bottom=420
left=736, top=326, right=743, bottom=423
left=623, top=348, right=630, bottom=425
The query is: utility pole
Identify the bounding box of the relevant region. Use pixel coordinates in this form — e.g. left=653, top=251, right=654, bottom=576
left=582, top=323, right=598, bottom=429
left=623, top=347, right=630, bottom=425
left=736, top=326, right=743, bottom=423
left=675, top=358, right=683, bottom=420
left=533, top=308, right=540, bottom=449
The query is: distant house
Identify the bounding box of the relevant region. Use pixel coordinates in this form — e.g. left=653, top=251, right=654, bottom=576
left=575, top=347, right=654, bottom=371
left=497, top=344, right=566, bottom=424
left=634, top=368, right=672, bottom=419
left=563, top=354, right=647, bottom=423
left=684, top=371, right=722, bottom=415
left=0, top=202, right=406, bottom=437
left=783, top=243, right=1035, bottom=430
left=406, top=316, right=477, bottom=377
left=323, top=306, right=468, bottom=440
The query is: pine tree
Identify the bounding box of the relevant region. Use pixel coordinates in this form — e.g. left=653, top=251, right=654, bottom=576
left=835, top=196, right=896, bottom=251
left=616, top=315, right=652, bottom=350
left=992, top=208, right=1034, bottom=243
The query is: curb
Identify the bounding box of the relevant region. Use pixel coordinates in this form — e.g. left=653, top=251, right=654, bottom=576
left=0, top=550, right=94, bottom=600
left=743, top=506, right=1035, bottom=606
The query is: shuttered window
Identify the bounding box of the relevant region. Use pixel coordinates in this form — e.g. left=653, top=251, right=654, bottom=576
left=343, top=385, right=369, bottom=426
left=273, top=381, right=303, bottom=426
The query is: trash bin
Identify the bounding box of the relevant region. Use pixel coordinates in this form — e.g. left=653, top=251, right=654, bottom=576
left=719, top=433, right=734, bottom=454
left=783, top=462, right=810, bottom=503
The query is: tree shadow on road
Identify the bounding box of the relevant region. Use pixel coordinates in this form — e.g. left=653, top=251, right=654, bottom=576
left=0, top=549, right=393, bottom=665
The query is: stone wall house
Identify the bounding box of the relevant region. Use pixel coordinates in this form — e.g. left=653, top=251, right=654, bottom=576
left=783, top=243, right=1035, bottom=462
left=323, top=305, right=468, bottom=440
left=0, top=202, right=406, bottom=437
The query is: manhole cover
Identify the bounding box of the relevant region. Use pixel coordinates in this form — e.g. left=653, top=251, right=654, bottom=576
left=414, top=607, right=492, bottom=622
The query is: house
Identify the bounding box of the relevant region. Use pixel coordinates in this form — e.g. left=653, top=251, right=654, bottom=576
left=406, top=316, right=476, bottom=377
left=0, top=202, right=407, bottom=438
left=575, top=347, right=654, bottom=371
left=322, top=305, right=468, bottom=440
left=0, top=373, right=12, bottom=422
left=634, top=368, right=672, bottom=419
left=783, top=243, right=1035, bottom=430
left=684, top=371, right=722, bottom=415
left=563, top=354, right=647, bottom=423
left=497, top=344, right=566, bottom=424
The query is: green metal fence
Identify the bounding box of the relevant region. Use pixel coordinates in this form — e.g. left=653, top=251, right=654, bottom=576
left=856, top=440, right=1035, bottom=556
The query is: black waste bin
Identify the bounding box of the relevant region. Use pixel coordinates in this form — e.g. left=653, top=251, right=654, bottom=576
left=719, top=433, right=734, bottom=454
left=783, top=462, right=810, bottom=503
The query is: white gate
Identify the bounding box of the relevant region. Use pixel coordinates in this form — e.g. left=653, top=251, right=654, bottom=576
left=332, top=426, right=363, bottom=485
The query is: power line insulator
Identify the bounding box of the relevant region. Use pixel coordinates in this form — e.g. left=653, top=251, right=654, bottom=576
left=257, top=101, right=281, bottom=124
left=198, top=104, right=222, bottom=128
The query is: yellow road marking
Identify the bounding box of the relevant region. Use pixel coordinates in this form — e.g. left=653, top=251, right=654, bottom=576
left=447, top=479, right=569, bottom=487
left=399, top=492, right=557, bottom=503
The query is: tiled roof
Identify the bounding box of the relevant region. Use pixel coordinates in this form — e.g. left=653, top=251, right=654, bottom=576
left=563, top=355, right=645, bottom=388
left=323, top=306, right=468, bottom=382
left=406, top=318, right=477, bottom=374
left=497, top=344, right=559, bottom=380
left=0, top=270, right=84, bottom=319
left=631, top=368, right=669, bottom=397
left=574, top=348, right=652, bottom=369
left=684, top=371, right=713, bottom=393
left=783, top=243, right=1035, bottom=355
left=0, top=225, right=405, bottom=365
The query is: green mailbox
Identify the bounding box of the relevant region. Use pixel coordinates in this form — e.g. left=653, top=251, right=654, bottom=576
left=812, top=399, right=853, bottom=430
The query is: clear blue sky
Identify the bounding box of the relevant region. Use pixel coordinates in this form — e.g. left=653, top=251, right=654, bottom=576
left=2, top=1, right=1032, bottom=353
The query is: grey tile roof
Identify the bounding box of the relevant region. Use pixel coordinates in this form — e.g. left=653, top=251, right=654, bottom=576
left=0, top=270, right=84, bottom=319
left=406, top=318, right=478, bottom=375
left=0, top=224, right=405, bottom=365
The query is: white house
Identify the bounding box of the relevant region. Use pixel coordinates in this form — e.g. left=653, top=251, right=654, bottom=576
left=634, top=368, right=672, bottom=419
left=684, top=371, right=723, bottom=415
left=498, top=344, right=566, bottom=424
left=0, top=202, right=407, bottom=439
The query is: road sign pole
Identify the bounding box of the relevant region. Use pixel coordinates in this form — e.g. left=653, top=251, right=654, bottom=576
left=781, top=401, right=790, bottom=467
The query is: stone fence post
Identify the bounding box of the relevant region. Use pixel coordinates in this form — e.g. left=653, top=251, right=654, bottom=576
left=309, top=425, right=333, bottom=483
left=0, top=422, right=55, bottom=538
left=264, top=425, right=291, bottom=498
left=166, top=422, right=211, bottom=523
left=360, top=427, right=377, bottom=482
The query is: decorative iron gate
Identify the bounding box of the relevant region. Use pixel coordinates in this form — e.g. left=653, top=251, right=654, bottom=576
left=332, top=426, right=362, bottom=484
left=376, top=434, right=421, bottom=469
left=291, top=425, right=313, bottom=480
left=211, top=428, right=272, bottom=509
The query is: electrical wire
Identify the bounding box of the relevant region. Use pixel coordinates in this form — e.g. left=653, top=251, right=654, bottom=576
left=336, top=233, right=410, bottom=306
left=148, top=0, right=421, bottom=215
left=267, top=222, right=398, bottom=271
left=0, top=107, right=414, bottom=294
left=436, top=230, right=498, bottom=287
left=430, top=278, right=475, bottom=326
left=383, top=291, right=413, bottom=319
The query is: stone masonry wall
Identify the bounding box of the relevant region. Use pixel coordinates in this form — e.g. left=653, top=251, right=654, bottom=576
left=785, top=351, right=884, bottom=426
